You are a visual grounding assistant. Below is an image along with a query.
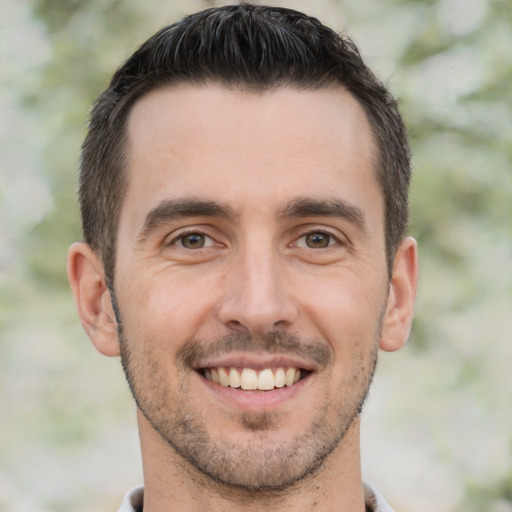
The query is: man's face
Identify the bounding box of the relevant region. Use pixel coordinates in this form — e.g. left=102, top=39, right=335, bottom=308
left=114, top=85, right=390, bottom=489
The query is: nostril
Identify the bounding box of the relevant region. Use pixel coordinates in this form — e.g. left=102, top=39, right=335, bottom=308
left=225, top=319, right=245, bottom=332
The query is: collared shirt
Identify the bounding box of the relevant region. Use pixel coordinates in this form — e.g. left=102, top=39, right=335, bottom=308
left=118, top=483, right=395, bottom=511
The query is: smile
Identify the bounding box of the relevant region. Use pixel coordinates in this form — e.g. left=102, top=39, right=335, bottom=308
left=202, top=367, right=306, bottom=391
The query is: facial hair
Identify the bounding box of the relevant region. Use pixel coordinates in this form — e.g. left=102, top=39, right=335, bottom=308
left=112, top=291, right=380, bottom=491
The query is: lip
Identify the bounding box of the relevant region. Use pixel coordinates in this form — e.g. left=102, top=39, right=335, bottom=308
left=193, top=352, right=319, bottom=373
left=193, top=363, right=314, bottom=413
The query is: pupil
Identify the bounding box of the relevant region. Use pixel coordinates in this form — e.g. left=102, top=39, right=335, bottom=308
left=306, top=233, right=329, bottom=248
left=184, top=234, right=204, bottom=248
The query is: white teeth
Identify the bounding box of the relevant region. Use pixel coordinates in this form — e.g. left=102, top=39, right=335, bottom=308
left=240, top=368, right=258, bottom=390
left=285, top=367, right=296, bottom=387
left=211, top=368, right=220, bottom=384
left=218, top=367, right=229, bottom=387
left=229, top=367, right=241, bottom=388
left=258, top=369, right=275, bottom=391
left=204, top=366, right=302, bottom=391
left=274, top=368, right=286, bottom=388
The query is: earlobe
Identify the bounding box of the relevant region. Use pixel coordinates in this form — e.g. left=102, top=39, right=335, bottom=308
left=67, top=242, right=121, bottom=357
left=380, top=237, right=419, bottom=352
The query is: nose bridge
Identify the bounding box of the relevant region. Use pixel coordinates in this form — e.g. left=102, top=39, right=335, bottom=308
left=218, top=237, right=297, bottom=334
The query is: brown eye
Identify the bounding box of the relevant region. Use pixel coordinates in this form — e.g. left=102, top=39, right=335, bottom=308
left=305, top=232, right=331, bottom=248
left=180, top=233, right=206, bottom=249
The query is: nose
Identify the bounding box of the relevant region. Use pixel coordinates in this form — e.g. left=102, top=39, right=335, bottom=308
left=217, top=244, right=299, bottom=335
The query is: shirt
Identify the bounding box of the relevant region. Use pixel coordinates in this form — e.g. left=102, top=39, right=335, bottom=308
left=117, top=483, right=395, bottom=511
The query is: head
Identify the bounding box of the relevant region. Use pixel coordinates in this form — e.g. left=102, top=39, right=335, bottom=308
left=79, top=3, right=411, bottom=288
left=69, top=3, right=418, bottom=495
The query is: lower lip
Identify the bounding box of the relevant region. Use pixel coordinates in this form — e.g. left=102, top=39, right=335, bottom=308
left=196, top=372, right=312, bottom=412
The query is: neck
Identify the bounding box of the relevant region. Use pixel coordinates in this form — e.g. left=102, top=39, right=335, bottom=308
left=137, top=411, right=366, bottom=512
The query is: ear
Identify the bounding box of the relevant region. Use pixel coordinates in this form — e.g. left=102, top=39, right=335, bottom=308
left=380, top=236, right=419, bottom=352
left=67, top=242, right=120, bottom=357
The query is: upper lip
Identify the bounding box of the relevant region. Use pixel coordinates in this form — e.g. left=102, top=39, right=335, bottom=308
left=194, top=353, right=318, bottom=372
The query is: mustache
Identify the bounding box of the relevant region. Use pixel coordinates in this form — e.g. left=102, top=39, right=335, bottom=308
left=178, top=331, right=331, bottom=368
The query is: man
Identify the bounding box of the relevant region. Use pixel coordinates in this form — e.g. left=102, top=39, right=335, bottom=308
left=67, top=4, right=418, bottom=511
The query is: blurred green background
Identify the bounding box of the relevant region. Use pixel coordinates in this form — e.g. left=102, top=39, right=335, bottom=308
left=0, top=0, right=510, bottom=511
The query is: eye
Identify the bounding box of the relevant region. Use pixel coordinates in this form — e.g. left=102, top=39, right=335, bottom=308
left=296, top=231, right=337, bottom=249
left=174, top=232, right=214, bottom=249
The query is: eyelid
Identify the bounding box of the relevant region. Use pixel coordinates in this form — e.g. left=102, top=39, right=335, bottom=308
left=164, top=227, right=218, bottom=248
left=177, top=234, right=214, bottom=248
left=292, top=226, right=347, bottom=248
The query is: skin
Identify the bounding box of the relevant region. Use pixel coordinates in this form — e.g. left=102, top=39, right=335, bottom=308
left=68, top=85, right=418, bottom=512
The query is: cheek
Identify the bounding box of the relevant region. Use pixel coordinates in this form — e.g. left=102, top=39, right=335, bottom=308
left=298, top=269, right=388, bottom=336
left=118, top=269, right=223, bottom=350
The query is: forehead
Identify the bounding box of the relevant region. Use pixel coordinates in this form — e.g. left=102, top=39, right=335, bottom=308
left=122, top=84, right=381, bottom=228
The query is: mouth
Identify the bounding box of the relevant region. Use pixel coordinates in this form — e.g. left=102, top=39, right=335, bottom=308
left=200, top=366, right=311, bottom=392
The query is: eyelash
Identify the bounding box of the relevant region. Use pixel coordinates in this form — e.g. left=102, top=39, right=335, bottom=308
left=165, top=227, right=345, bottom=250
left=167, top=229, right=215, bottom=248
left=294, top=228, right=342, bottom=249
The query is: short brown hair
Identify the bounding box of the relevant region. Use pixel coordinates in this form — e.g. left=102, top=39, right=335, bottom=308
left=79, top=3, right=411, bottom=286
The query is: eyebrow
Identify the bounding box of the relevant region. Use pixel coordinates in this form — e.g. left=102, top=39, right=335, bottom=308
left=137, top=198, right=238, bottom=243
left=137, top=195, right=367, bottom=243
left=277, top=197, right=367, bottom=232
